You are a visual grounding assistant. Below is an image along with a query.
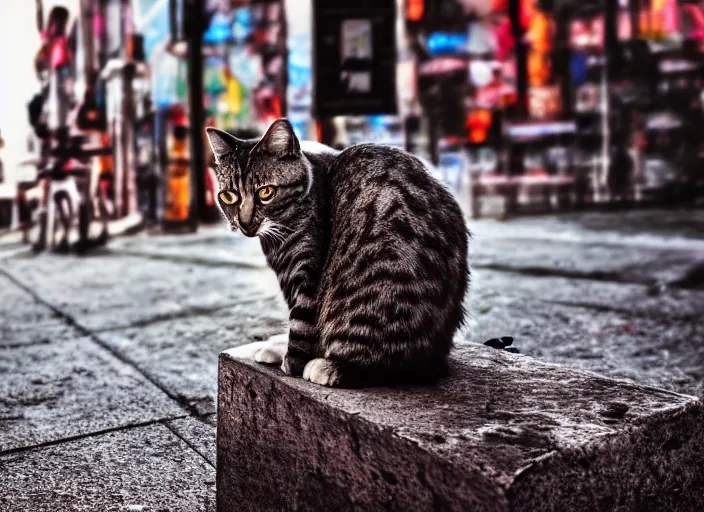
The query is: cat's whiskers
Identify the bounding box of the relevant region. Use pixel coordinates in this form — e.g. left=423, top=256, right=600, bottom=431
left=259, top=220, right=289, bottom=249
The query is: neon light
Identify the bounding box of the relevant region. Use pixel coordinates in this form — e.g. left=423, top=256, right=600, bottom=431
left=427, top=32, right=469, bottom=55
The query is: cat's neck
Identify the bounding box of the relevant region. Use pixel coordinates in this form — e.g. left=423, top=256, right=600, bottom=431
left=259, top=157, right=329, bottom=271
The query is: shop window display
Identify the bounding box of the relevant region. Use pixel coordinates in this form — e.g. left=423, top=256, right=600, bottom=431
left=202, top=1, right=287, bottom=135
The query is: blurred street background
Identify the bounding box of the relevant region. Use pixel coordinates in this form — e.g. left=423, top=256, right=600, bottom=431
left=0, top=0, right=703, bottom=510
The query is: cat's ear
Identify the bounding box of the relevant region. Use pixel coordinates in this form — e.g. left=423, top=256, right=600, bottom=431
left=255, top=119, right=300, bottom=157
left=205, top=127, right=242, bottom=163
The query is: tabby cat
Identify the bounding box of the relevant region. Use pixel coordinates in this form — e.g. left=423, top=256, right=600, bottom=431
left=207, top=119, right=469, bottom=387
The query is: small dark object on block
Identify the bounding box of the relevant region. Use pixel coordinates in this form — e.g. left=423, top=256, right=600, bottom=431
left=501, top=336, right=514, bottom=346
left=484, top=338, right=506, bottom=349
left=504, top=346, right=520, bottom=354
left=600, top=402, right=630, bottom=419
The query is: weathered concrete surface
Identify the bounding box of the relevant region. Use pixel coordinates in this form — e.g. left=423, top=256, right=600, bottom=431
left=466, top=297, right=704, bottom=396
left=0, top=274, right=79, bottom=347
left=218, top=345, right=704, bottom=512
left=0, top=337, right=183, bottom=451
left=96, top=302, right=286, bottom=414
left=1, top=251, right=280, bottom=331
left=0, top=423, right=215, bottom=512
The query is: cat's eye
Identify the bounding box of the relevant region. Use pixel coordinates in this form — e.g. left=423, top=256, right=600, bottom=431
left=258, top=186, right=275, bottom=203
left=219, top=191, right=238, bottom=205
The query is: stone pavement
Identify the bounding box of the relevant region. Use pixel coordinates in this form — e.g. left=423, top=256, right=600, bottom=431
left=1, top=209, right=703, bottom=511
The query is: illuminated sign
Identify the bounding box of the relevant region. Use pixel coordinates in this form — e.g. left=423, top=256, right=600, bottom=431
left=313, top=0, right=397, bottom=117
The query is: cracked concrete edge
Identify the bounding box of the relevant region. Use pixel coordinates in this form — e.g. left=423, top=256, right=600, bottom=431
left=509, top=402, right=704, bottom=511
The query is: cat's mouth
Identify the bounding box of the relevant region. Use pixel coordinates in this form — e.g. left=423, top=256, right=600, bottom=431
left=239, top=225, right=259, bottom=237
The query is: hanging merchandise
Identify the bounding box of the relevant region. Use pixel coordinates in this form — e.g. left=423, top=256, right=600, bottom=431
left=204, top=9, right=234, bottom=45
left=163, top=124, right=192, bottom=229
left=152, top=51, right=180, bottom=108
left=228, top=47, right=263, bottom=89
left=232, top=7, right=254, bottom=44
left=225, top=74, right=243, bottom=121
left=204, top=57, right=228, bottom=96
left=288, top=34, right=312, bottom=110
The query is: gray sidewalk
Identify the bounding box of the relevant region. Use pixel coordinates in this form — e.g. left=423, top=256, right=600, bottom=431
left=1, top=210, right=703, bottom=511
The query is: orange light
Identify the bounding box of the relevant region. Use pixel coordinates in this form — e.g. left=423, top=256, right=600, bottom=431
left=407, top=0, right=424, bottom=21
left=466, top=110, right=492, bottom=144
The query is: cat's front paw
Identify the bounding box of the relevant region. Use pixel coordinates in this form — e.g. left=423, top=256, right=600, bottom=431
left=224, top=333, right=288, bottom=363
left=302, top=358, right=341, bottom=387
left=281, top=353, right=310, bottom=376
left=253, top=344, right=287, bottom=364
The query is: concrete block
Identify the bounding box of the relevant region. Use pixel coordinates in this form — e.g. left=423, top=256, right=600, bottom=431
left=217, top=345, right=704, bottom=512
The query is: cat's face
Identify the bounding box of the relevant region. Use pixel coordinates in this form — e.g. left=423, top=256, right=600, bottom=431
left=206, top=119, right=312, bottom=239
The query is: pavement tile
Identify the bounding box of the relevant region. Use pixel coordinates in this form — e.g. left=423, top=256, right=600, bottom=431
left=470, top=209, right=704, bottom=241
left=0, top=337, right=183, bottom=452
left=95, top=300, right=288, bottom=415
left=0, top=274, right=78, bottom=348
left=111, top=231, right=268, bottom=268
left=470, top=236, right=702, bottom=285
left=166, top=415, right=216, bottom=467
left=472, top=268, right=704, bottom=319
left=466, top=296, right=704, bottom=397
left=2, top=252, right=280, bottom=331
left=0, top=423, right=215, bottom=512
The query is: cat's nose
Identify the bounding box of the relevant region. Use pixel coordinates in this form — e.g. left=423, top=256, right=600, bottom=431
left=240, top=223, right=258, bottom=237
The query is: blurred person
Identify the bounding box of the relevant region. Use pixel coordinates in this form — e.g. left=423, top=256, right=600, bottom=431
left=608, top=142, right=634, bottom=203
left=37, top=6, right=75, bottom=131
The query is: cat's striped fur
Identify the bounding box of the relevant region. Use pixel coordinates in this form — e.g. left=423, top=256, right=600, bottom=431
left=207, top=119, right=469, bottom=387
